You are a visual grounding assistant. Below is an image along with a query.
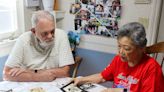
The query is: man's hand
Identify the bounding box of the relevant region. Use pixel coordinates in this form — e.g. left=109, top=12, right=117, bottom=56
left=9, top=68, right=27, bottom=77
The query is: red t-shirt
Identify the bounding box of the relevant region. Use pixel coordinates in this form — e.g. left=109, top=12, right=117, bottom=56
left=101, top=54, right=164, bottom=92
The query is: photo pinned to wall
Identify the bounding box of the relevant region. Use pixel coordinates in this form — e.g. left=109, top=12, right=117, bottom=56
left=84, top=18, right=100, bottom=35
left=70, top=0, right=122, bottom=38
left=87, top=5, right=95, bottom=14
left=70, top=3, right=81, bottom=14
left=110, top=0, right=121, bottom=18
left=74, top=19, right=82, bottom=30
left=75, top=9, right=91, bottom=20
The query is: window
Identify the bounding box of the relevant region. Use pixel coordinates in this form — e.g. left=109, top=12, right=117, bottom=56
left=0, top=0, right=18, bottom=40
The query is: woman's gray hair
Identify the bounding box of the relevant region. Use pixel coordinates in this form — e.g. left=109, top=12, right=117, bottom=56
left=117, top=22, right=147, bottom=47
left=31, top=10, right=55, bottom=28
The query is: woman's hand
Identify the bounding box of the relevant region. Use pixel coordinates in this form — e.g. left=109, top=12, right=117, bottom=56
left=73, top=73, right=105, bottom=86
left=73, top=77, right=88, bottom=86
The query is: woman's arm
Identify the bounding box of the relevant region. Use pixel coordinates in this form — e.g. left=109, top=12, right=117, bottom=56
left=74, top=73, right=106, bottom=85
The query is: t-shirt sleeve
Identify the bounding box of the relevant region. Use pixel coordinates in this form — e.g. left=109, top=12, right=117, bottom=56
left=141, top=63, right=164, bottom=92
left=58, top=32, right=74, bottom=67
left=101, top=56, right=118, bottom=81
left=5, top=38, right=24, bottom=68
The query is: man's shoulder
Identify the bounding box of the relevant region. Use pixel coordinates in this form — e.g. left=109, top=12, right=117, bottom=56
left=19, top=31, right=31, bottom=37
left=18, top=31, right=32, bottom=42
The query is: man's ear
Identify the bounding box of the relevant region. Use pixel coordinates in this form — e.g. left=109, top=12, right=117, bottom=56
left=31, top=28, right=35, bottom=34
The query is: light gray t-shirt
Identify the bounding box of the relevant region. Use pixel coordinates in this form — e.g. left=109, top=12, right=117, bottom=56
left=5, top=29, right=74, bottom=70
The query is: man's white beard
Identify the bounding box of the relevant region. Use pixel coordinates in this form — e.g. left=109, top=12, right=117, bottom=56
left=39, top=39, right=54, bottom=48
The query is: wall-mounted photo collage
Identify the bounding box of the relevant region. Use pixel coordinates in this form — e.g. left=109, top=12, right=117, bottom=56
left=70, top=0, right=121, bottom=38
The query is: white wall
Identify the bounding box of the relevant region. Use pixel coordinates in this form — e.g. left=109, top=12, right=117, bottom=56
left=58, top=0, right=162, bottom=54
left=1, top=0, right=162, bottom=55
left=158, top=1, right=164, bottom=43
left=157, top=0, right=164, bottom=72
left=23, top=0, right=37, bottom=32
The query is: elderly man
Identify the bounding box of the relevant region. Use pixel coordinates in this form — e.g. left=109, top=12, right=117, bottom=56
left=3, top=10, right=74, bottom=82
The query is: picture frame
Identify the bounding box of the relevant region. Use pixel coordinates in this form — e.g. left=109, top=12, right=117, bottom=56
left=60, top=81, right=87, bottom=92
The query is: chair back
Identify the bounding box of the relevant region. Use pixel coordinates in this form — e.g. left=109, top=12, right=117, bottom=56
left=145, top=42, right=164, bottom=67
left=72, top=56, right=82, bottom=78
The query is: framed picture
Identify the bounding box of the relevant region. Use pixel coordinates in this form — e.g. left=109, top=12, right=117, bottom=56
left=60, top=82, right=87, bottom=92
left=79, top=83, right=96, bottom=90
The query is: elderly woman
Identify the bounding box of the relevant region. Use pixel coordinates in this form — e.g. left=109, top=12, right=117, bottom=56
left=74, top=22, right=164, bottom=92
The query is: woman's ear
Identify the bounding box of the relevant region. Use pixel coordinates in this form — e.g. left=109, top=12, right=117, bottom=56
left=143, top=47, right=146, bottom=53
left=31, top=28, right=35, bottom=34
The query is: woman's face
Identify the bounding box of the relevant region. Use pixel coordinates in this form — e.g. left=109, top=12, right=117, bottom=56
left=117, top=36, right=143, bottom=62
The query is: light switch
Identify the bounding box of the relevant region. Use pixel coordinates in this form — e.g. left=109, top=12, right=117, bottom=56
left=138, top=17, right=149, bottom=29
left=135, top=0, right=151, bottom=4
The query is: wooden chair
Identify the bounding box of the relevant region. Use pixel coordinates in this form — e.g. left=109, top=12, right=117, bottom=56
left=145, top=42, right=164, bottom=67
left=72, top=56, right=82, bottom=78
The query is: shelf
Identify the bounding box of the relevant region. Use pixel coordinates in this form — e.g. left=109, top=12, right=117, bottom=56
left=50, top=11, right=65, bottom=22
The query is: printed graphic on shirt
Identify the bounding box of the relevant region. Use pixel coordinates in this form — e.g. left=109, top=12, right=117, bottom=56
left=114, top=73, right=139, bottom=91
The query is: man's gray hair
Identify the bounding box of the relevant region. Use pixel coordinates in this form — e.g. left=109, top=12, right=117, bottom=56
left=117, top=22, right=147, bottom=47
left=31, top=10, right=55, bottom=28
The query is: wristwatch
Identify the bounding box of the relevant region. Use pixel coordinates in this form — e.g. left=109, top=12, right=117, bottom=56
left=34, top=70, right=38, bottom=73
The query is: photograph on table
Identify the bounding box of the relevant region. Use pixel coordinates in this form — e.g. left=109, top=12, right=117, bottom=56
left=61, top=81, right=87, bottom=92
left=79, top=83, right=96, bottom=90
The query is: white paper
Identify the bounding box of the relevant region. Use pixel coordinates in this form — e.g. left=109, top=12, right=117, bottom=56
left=0, top=78, right=106, bottom=92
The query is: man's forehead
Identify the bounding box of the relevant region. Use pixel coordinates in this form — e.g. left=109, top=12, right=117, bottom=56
left=35, top=19, right=55, bottom=32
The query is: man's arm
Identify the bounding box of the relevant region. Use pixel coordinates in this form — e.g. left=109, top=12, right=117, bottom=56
left=3, top=66, right=70, bottom=82
left=47, top=65, right=70, bottom=78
